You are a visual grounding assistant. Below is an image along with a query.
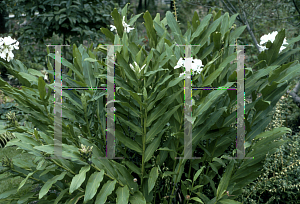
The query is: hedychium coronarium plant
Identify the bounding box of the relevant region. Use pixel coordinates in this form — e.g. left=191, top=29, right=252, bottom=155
left=0, top=3, right=300, bottom=204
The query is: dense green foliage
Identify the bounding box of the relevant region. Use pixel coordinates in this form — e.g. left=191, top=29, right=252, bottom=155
left=1, top=0, right=119, bottom=76
left=0, top=1, right=300, bottom=203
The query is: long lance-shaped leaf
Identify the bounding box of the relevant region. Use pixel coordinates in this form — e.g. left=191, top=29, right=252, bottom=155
left=95, top=179, right=117, bottom=204
left=84, top=171, right=105, bottom=203
left=39, top=172, right=68, bottom=199
left=69, top=165, right=90, bottom=194
left=116, top=185, right=130, bottom=204
left=216, top=160, right=234, bottom=200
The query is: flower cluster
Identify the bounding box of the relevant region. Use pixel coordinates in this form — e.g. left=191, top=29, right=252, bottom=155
left=0, top=36, right=19, bottom=62
left=129, top=61, right=146, bottom=80
left=110, top=16, right=134, bottom=33
left=41, top=68, right=49, bottom=82
left=129, top=61, right=146, bottom=73
left=258, top=31, right=288, bottom=53
left=78, top=144, right=93, bottom=164
left=174, top=57, right=204, bottom=77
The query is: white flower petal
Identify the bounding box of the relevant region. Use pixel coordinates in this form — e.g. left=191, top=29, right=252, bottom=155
left=129, top=63, right=135, bottom=71
left=110, top=25, right=116, bottom=31
left=0, top=52, right=6, bottom=60
left=3, top=36, right=17, bottom=45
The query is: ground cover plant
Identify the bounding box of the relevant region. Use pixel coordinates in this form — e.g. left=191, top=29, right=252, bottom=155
left=0, top=3, right=300, bottom=204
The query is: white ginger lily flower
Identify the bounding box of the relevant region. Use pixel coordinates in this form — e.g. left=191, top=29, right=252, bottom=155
left=175, top=57, right=204, bottom=77
left=110, top=16, right=134, bottom=33
left=258, top=31, right=288, bottom=53
left=0, top=36, right=19, bottom=62
left=129, top=61, right=146, bottom=74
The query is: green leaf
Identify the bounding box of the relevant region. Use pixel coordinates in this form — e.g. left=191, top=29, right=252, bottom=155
left=66, top=193, right=85, bottom=204
left=128, top=13, right=143, bottom=26
left=213, top=31, right=222, bottom=51
left=0, top=184, right=32, bottom=199
left=95, top=179, right=117, bottom=204
left=143, top=11, right=157, bottom=48
left=218, top=199, right=242, bottom=204
left=162, top=171, right=177, bottom=178
left=111, top=8, right=124, bottom=37
left=100, top=28, right=115, bottom=43
left=69, top=165, right=91, bottom=194
left=121, top=3, right=129, bottom=18
left=115, top=129, right=142, bottom=154
left=54, top=188, right=69, bottom=204
left=129, top=191, right=146, bottom=204
left=136, top=46, right=143, bottom=65
left=197, top=15, right=223, bottom=49
left=144, top=134, right=162, bottom=163
left=123, top=160, right=141, bottom=176
left=84, top=171, right=105, bottom=203
left=229, top=13, right=239, bottom=29
left=212, top=157, right=226, bottom=167
left=229, top=25, right=247, bottom=44
left=115, top=116, right=143, bottom=135
left=39, top=171, right=67, bottom=199
left=190, top=197, right=204, bottom=203
left=38, top=77, right=46, bottom=100
left=202, top=57, right=225, bottom=87
left=190, top=14, right=212, bottom=42
left=220, top=12, right=229, bottom=37
left=82, top=17, right=88, bottom=23
left=216, top=160, right=234, bottom=200
left=73, top=44, right=83, bottom=73
left=28, top=68, right=44, bottom=77
left=266, top=29, right=286, bottom=65
left=146, top=104, right=182, bottom=144
left=82, top=52, right=96, bottom=87
left=271, top=47, right=300, bottom=66
left=166, top=11, right=182, bottom=42
left=148, top=167, right=159, bottom=194
left=18, top=172, right=35, bottom=192
left=209, top=162, right=219, bottom=176
left=146, top=88, right=183, bottom=128
left=116, top=185, right=130, bottom=204
left=142, top=87, right=147, bottom=101
left=81, top=93, right=87, bottom=113
left=193, top=166, right=205, bottom=182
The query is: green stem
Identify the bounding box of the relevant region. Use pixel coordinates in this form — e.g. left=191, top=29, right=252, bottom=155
left=188, top=160, right=192, bottom=182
